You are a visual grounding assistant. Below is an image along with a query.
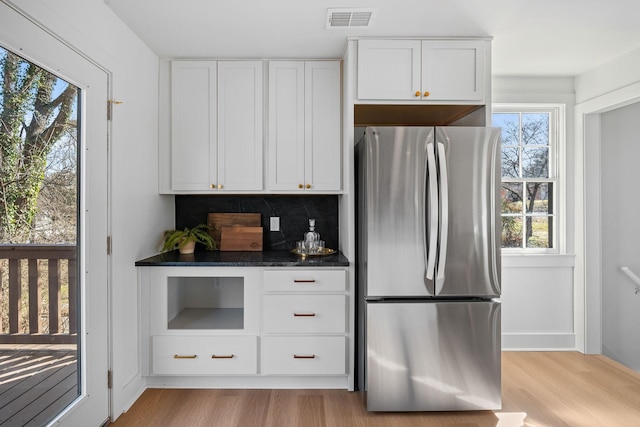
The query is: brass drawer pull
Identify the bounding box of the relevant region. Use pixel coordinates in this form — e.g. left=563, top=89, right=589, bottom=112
left=293, top=313, right=316, bottom=317
left=293, top=279, right=316, bottom=283
left=173, top=354, right=197, bottom=359
left=211, top=354, right=235, bottom=359
left=293, top=354, right=316, bottom=359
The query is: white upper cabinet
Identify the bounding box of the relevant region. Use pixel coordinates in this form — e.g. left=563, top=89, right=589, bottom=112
left=169, top=60, right=263, bottom=192
left=217, top=61, right=263, bottom=191
left=170, top=61, right=217, bottom=191
left=268, top=61, right=341, bottom=192
left=357, top=39, right=486, bottom=103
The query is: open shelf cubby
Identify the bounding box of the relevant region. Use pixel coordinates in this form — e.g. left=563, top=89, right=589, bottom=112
left=167, top=276, right=244, bottom=330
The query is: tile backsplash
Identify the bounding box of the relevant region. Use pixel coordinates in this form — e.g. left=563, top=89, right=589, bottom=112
left=175, top=195, right=339, bottom=251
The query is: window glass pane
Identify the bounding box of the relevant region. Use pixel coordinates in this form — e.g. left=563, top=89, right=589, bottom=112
left=501, top=216, right=523, bottom=248
left=522, top=147, right=548, bottom=178
left=501, top=147, right=520, bottom=178
left=525, top=216, right=552, bottom=248
left=501, top=182, right=523, bottom=213
left=525, top=182, right=552, bottom=214
left=521, top=113, right=549, bottom=145
left=493, top=113, right=519, bottom=146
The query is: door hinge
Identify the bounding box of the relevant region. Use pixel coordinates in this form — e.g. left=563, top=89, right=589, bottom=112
left=107, top=99, right=122, bottom=121
left=107, top=370, right=113, bottom=389
left=107, top=236, right=112, bottom=255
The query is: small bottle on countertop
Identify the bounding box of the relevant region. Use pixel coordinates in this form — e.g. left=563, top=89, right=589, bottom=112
left=304, top=218, right=320, bottom=253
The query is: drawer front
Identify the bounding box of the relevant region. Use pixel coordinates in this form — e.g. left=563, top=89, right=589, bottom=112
left=262, top=336, right=346, bottom=375
left=262, top=295, right=346, bottom=333
left=152, top=335, right=257, bottom=375
left=263, top=269, right=346, bottom=292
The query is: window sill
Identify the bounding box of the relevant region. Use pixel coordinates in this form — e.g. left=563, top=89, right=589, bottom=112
left=502, top=253, right=575, bottom=268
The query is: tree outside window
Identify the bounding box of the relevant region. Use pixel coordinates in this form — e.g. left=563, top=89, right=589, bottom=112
left=493, top=108, right=558, bottom=250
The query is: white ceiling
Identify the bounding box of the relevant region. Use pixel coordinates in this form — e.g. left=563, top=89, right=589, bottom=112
left=103, top=0, right=640, bottom=77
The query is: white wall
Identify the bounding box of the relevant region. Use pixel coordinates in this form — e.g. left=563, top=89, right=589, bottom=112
left=600, top=102, right=640, bottom=370
left=493, top=77, right=577, bottom=350
left=4, top=0, right=174, bottom=419
left=574, top=48, right=640, bottom=354
left=575, top=46, right=640, bottom=104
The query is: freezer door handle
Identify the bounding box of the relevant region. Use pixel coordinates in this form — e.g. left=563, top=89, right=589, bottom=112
left=435, top=142, right=449, bottom=293
left=425, top=142, right=438, bottom=281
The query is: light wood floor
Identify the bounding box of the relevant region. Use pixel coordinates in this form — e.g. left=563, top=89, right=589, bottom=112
left=110, top=352, right=640, bottom=427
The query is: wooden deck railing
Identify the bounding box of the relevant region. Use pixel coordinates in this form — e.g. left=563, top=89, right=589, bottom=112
left=0, top=244, right=77, bottom=344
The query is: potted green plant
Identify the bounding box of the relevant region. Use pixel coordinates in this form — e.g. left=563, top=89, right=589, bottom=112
left=162, top=224, right=216, bottom=254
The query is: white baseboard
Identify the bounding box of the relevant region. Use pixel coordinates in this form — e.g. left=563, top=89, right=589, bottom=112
left=502, top=333, right=576, bottom=351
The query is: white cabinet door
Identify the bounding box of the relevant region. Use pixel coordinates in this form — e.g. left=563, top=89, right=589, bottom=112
left=305, top=61, right=341, bottom=191
left=421, top=40, right=485, bottom=101
left=268, top=61, right=305, bottom=191
left=357, top=39, right=421, bottom=100
left=357, top=39, right=486, bottom=103
left=268, top=61, right=341, bottom=192
left=171, top=61, right=217, bottom=191
left=218, top=61, right=263, bottom=191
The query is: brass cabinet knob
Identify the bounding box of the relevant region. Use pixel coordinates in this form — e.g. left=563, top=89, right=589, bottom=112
left=298, top=184, right=304, bottom=189
left=306, top=184, right=311, bottom=189
left=210, top=184, right=216, bottom=189
left=423, top=91, right=430, bottom=97
left=217, top=184, right=223, bottom=189
left=414, top=91, right=421, bottom=97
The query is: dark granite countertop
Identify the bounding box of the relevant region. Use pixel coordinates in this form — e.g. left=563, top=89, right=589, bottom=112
left=135, top=249, right=349, bottom=267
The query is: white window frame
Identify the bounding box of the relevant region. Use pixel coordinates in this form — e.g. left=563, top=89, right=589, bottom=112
left=492, top=103, right=566, bottom=254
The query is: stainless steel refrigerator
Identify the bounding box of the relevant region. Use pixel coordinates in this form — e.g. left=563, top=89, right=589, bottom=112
left=355, top=126, right=502, bottom=412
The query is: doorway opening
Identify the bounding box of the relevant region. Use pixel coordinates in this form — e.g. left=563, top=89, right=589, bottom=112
left=0, top=44, right=81, bottom=426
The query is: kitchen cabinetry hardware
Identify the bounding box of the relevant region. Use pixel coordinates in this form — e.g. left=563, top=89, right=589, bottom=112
left=414, top=91, right=421, bottom=97
left=298, top=184, right=303, bottom=189
left=211, top=354, right=235, bottom=359
left=217, top=184, right=223, bottom=189
left=174, top=354, right=197, bottom=359
left=293, top=354, right=316, bottom=359
left=306, top=184, right=311, bottom=189
left=293, top=313, right=316, bottom=317
left=210, top=184, right=215, bottom=189
left=424, top=91, right=430, bottom=97
left=293, top=279, right=316, bottom=283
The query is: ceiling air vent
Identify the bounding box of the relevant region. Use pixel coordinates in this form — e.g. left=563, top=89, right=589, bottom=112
left=326, top=8, right=377, bottom=29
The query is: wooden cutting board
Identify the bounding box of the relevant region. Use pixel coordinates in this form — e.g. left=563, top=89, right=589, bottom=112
left=220, top=226, right=263, bottom=251
left=207, top=213, right=261, bottom=248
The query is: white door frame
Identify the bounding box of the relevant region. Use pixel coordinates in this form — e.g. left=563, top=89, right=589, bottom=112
left=574, top=82, right=640, bottom=354
left=0, top=2, right=111, bottom=425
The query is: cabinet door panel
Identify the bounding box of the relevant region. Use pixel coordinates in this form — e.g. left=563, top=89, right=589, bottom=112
left=171, top=61, right=217, bottom=190
left=421, top=41, right=485, bottom=101
left=357, top=40, right=421, bottom=100
left=262, top=294, right=346, bottom=333
left=268, top=61, right=305, bottom=191
left=263, top=269, right=346, bottom=292
left=152, top=335, right=258, bottom=375
left=305, top=61, right=341, bottom=191
left=262, top=336, right=346, bottom=375
left=218, top=61, right=263, bottom=191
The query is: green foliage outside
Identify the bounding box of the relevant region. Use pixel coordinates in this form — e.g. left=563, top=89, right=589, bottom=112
left=1, top=46, right=78, bottom=334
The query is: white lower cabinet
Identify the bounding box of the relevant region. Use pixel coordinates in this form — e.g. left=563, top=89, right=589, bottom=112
left=140, top=266, right=349, bottom=387
left=262, top=294, right=346, bottom=333
left=152, top=335, right=258, bottom=375
left=262, top=336, right=346, bottom=375
left=261, top=268, right=348, bottom=378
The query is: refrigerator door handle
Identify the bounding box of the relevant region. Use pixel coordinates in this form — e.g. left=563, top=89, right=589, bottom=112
left=425, top=142, right=438, bottom=281
left=435, top=142, right=449, bottom=292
